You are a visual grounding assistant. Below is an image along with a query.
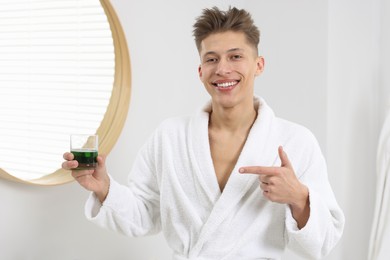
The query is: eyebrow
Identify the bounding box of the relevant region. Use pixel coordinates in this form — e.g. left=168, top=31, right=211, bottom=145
left=202, top=48, right=245, bottom=58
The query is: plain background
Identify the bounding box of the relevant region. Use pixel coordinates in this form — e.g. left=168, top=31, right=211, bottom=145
left=1, top=0, right=389, bottom=259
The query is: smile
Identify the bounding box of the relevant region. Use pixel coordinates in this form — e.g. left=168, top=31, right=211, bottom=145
left=212, top=80, right=240, bottom=89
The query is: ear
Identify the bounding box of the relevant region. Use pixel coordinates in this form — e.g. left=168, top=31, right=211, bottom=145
left=198, top=65, right=203, bottom=78
left=254, top=56, right=265, bottom=76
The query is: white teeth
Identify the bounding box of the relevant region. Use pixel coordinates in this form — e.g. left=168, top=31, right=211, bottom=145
left=216, top=81, right=236, bottom=88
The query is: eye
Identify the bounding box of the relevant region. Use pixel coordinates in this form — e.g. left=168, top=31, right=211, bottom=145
left=205, top=57, right=218, bottom=63
left=231, top=54, right=243, bottom=60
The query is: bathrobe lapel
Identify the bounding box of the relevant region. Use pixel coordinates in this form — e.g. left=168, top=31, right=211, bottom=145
left=187, top=108, right=222, bottom=205
left=188, top=97, right=282, bottom=257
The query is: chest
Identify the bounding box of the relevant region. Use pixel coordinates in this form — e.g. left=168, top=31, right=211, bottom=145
left=209, top=131, right=248, bottom=191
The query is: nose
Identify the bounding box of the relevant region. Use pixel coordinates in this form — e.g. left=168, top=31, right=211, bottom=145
left=215, top=59, right=231, bottom=76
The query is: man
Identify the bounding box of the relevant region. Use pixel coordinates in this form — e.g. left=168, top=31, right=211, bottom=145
left=63, top=6, right=344, bottom=259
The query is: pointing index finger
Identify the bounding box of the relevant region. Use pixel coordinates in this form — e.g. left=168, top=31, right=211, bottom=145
left=239, top=166, right=280, bottom=176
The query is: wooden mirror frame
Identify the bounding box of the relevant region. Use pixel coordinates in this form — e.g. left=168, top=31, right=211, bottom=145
left=0, top=0, right=131, bottom=185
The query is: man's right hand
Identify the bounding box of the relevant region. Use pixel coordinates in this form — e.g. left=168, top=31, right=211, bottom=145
left=62, top=152, right=110, bottom=203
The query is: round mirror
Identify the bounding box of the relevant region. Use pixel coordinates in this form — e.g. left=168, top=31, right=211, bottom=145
left=0, top=0, right=131, bottom=185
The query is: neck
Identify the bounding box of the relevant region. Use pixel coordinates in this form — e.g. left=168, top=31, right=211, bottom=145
left=209, top=99, right=257, bottom=133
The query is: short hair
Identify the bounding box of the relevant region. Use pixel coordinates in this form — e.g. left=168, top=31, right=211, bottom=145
left=193, top=6, right=260, bottom=53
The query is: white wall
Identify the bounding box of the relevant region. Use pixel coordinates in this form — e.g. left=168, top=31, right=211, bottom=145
left=0, top=0, right=385, bottom=259
left=379, top=0, right=390, bottom=121
left=327, top=0, right=383, bottom=260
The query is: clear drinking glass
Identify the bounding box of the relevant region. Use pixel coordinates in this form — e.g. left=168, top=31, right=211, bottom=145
left=70, top=134, right=98, bottom=170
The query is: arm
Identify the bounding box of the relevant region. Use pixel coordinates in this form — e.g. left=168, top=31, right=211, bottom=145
left=63, top=131, right=162, bottom=237
left=240, top=144, right=345, bottom=259
left=239, top=146, right=311, bottom=229
left=283, top=150, right=345, bottom=259
left=283, top=137, right=345, bottom=259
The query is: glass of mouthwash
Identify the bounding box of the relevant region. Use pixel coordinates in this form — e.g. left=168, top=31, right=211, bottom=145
left=70, top=134, right=98, bottom=170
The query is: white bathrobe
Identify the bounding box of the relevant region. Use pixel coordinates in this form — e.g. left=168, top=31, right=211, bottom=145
left=85, top=97, right=344, bottom=260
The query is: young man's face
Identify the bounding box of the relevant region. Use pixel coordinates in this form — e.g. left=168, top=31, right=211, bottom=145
left=198, top=31, right=264, bottom=109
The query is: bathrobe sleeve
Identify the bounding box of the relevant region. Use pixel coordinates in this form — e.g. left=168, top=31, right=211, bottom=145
left=84, top=129, right=162, bottom=237
left=283, top=128, right=345, bottom=259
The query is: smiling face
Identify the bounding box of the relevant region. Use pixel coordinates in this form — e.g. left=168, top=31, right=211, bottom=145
left=198, top=31, right=264, bottom=110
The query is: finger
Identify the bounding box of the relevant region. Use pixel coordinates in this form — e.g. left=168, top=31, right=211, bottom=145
left=260, top=181, right=268, bottom=191
left=259, top=174, right=271, bottom=184
left=71, top=169, right=94, bottom=179
left=96, top=155, right=106, bottom=168
left=63, top=152, right=74, bottom=161
left=262, top=190, right=273, bottom=201
left=62, top=160, right=78, bottom=170
left=261, top=184, right=272, bottom=197
left=239, top=166, right=280, bottom=176
left=278, top=146, right=292, bottom=169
